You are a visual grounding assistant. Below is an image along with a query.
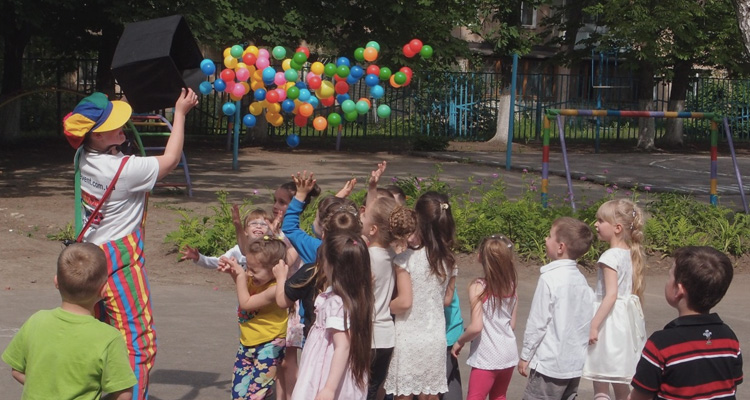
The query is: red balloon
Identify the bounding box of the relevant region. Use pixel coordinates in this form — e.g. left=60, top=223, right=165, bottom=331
left=403, top=44, right=416, bottom=58
left=320, top=96, right=335, bottom=107
left=409, top=39, right=423, bottom=53
left=266, top=90, right=280, bottom=103
left=242, top=53, right=257, bottom=66
left=400, top=66, right=413, bottom=78
left=335, top=81, right=349, bottom=95
left=366, top=65, right=380, bottom=76
left=294, top=114, right=308, bottom=127
left=220, top=68, right=236, bottom=82
left=295, top=46, right=310, bottom=58
left=333, top=74, right=347, bottom=82
left=308, top=75, right=322, bottom=90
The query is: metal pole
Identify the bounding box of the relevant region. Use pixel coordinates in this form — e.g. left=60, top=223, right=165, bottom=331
left=506, top=54, right=518, bottom=171
left=233, top=100, right=240, bottom=170
left=722, top=117, right=749, bottom=213
left=557, top=114, right=576, bottom=211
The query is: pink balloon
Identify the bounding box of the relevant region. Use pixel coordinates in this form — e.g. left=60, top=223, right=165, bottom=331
left=235, top=68, right=250, bottom=82
left=306, top=72, right=319, bottom=82
left=232, top=83, right=246, bottom=97
left=275, top=88, right=287, bottom=101
left=258, top=48, right=270, bottom=59
left=274, top=72, right=286, bottom=86
left=255, top=57, right=270, bottom=69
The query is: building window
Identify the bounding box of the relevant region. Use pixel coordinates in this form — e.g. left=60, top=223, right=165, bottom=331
left=521, top=2, right=537, bottom=28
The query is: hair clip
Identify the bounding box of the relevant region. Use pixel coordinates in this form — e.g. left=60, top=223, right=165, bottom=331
left=262, top=235, right=281, bottom=242
left=440, top=203, right=449, bottom=210
left=632, top=210, right=637, bottom=218
left=489, top=234, right=513, bottom=248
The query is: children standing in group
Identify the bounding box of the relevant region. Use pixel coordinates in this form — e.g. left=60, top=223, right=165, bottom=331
left=629, top=246, right=743, bottom=400
left=518, top=217, right=595, bottom=400
left=2, top=243, right=136, bottom=400
left=385, top=191, right=457, bottom=400
left=452, top=234, right=518, bottom=400
left=583, top=199, right=647, bottom=400
left=218, top=237, right=289, bottom=400
left=291, top=231, right=375, bottom=400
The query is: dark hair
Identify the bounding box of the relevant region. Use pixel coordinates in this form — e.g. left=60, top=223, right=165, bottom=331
left=551, top=217, right=594, bottom=260
left=320, top=231, right=374, bottom=389
left=280, top=181, right=321, bottom=206
left=57, top=242, right=108, bottom=303
left=413, top=191, right=455, bottom=281
left=478, top=234, right=517, bottom=313
left=245, top=236, right=287, bottom=269
left=673, top=246, right=733, bottom=313
left=317, top=196, right=358, bottom=231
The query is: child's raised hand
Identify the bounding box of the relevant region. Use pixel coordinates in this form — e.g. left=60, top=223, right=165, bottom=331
left=450, top=341, right=463, bottom=358
left=218, top=256, right=244, bottom=277
left=179, top=245, right=199, bottom=262
left=174, top=88, right=199, bottom=115
left=272, top=259, right=289, bottom=281
left=292, top=170, right=316, bottom=200
left=270, top=211, right=282, bottom=234
left=335, top=178, right=357, bottom=198
left=369, top=161, right=387, bottom=188
left=231, top=204, right=243, bottom=229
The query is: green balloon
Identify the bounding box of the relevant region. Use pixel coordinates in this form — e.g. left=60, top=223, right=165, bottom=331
left=379, top=67, right=392, bottom=81
left=287, top=86, right=300, bottom=100
left=366, top=41, right=381, bottom=52
left=341, top=99, right=356, bottom=113
left=377, top=104, right=391, bottom=118
left=293, top=51, right=307, bottom=65
left=394, top=71, right=407, bottom=85
left=230, top=45, right=244, bottom=58
left=290, top=60, right=303, bottom=71
left=324, top=63, right=337, bottom=77
left=327, top=112, right=342, bottom=127
left=354, top=47, right=366, bottom=62
left=355, top=100, right=369, bottom=114
left=285, top=69, right=299, bottom=82
left=419, top=45, right=433, bottom=59
left=344, top=110, right=359, bottom=122
left=272, top=46, right=286, bottom=60
left=336, top=65, right=350, bottom=78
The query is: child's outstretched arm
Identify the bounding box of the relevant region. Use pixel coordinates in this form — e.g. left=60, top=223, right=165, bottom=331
left=366, top=161, right=387, bottom=208
left=272, top=259, right=294, bottom=308
left=282, top=171, right=322, bottom=264
left=589, top=263, right=618, bottom=345
left=219, top=257, right=276, bottom=311
left=335, top=178, right=357, bottom=198
left=315, top=330, right=351, bottom=400
left=389, top=266, right=412, bottom=314
left=231, top=204, right=250, bottom=257
left=155, top=88, right=199, bottom=181
left=451, top=280, right=484, bottom=358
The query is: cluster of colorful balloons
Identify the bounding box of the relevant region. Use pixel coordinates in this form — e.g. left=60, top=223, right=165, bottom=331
left=198, top=40, right=431, bottom=146
left=402, top=38, right=433, bottom=59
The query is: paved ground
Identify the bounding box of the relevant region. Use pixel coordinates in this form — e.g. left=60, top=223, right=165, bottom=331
left=1, top=141, right=748, bottom=399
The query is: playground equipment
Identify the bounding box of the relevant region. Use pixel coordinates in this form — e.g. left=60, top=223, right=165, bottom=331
left=542, top=109, right=749, bottom=214
left=126, top=114, right=194, bottom=196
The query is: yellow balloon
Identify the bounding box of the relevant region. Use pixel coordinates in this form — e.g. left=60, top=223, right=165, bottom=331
left=236, top=62, right=247, bottom=70
left=251, top=80, right=265, bottom=91
left=270, top=116, right=284, bottom=127
left=285, top=82, right=296, bottom=90
left=268, top=103, right=281, bottom=113
left=252, top=70, right=263, bottom=82
left=240, top=82, right=250, bottom=92
left=310, top=62, right=325, bottom=76
left=249, top=102, right=263, bottom=116
left=224, top=55, right=238, bottom=69
left=245, top=45, right=259, bottom=57
left=282, top=59, right=292, bottom=71
left=230, top=93, right=242, bottom=101
left=223, top=47, right=232, bottom=58
left=246, top=65, right=257, bottom=76
left=316, top=80, right=335, bottom=99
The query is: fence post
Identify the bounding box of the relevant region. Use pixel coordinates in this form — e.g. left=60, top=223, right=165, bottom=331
left=506, top=54, right=518, bottom=171
left=542, top=113, right=550, bottom=208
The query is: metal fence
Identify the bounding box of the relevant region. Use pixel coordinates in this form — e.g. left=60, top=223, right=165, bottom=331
left=3, top=58, right=750, bottom=143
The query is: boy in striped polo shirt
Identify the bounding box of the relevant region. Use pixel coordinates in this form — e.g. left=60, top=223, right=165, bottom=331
left=629, top=246, right=743, bottom=400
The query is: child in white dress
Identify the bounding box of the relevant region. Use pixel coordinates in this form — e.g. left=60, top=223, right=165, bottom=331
left=583, top=199, right=647, bottom=400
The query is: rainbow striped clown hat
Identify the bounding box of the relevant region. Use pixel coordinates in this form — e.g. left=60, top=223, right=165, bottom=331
left=63, top=92, right=132, bottom=149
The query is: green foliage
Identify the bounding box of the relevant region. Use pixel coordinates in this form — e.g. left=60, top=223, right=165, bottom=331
left=47, top=222, right=75, bottom=241
left=164, top=191, right=254, bottom=258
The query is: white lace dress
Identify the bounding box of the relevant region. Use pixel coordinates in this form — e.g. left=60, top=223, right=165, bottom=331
left=384, top=247, right=449, bottom=396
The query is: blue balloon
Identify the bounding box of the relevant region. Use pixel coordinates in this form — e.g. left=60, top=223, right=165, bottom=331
left=281, top=99, right=296, bottom=113
left=199, top=81, right=213, bottom=95
left=243, top=114, right=256, bottom=127
left=200, top=59, right=216, bottom=75
left=370, top=85, right=385, bottom=99
left=308, top=96, right=320, bottom=108
left=286, top=134, right=300, bottom=148
left=213, top=79, right=226, bottom=92
left=364, top=74, right=379, bottom=87
left=222, top=102, right=236, bottom=116
left=295, top=81, right=307, bottom=90
left=346, top=75, right=359, bottom=85
left=262, top=67, right=276, bottom=84
left=298, top=89, right=311, bottom=102
left=336, top=57, right=351, bottom=67
left=349, top=65, right=364, bottom=79
left=336, top=94, right=350, bottom=105
left=254, top=88, right=267, bottom=101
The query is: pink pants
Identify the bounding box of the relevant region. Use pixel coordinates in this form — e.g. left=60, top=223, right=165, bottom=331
left=466, top=367, right=514, bottom=400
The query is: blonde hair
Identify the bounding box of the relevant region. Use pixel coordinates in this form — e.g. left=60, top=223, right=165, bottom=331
left=245, top=208, right=270, bottom=227
left=366, top=197, right=416, bottom=246
left=245, top=236, right=287, bottom=269
left=57, top=243, right=108, bottom=304
left=477, top=234, right=517, bottom=313
left=596, top=199, right=646, bottom=301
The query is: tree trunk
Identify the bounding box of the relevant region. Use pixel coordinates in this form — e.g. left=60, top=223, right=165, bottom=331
left=662, top=60, right=693, bottom=147
left=636, top=64, right=656, bottom=150
left=0, top=1, right=31, bottom=143
left=733, top=0, right=750, bottom=58
left=96, top=23, right=122, bottom=96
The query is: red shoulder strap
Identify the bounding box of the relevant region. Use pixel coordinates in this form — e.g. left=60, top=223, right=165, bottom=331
left=76, top=156, right=130, bottom=242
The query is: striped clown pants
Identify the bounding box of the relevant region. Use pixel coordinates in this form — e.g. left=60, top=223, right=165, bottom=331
left=95, top=229, right=156, bottom=400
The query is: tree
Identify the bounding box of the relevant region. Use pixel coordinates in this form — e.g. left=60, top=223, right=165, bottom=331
left=733, top=0, right=750, bottom=57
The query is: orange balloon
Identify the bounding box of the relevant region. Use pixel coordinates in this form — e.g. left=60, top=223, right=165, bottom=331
left=389, top=75, right=402, bottom=88
left=313, top=116, right=328, bottom=131
left=299, top=103, right=314, bottom=117
left=359, top=97, right=371, bottom=108
left=363, top=47, right=378, bottom=62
